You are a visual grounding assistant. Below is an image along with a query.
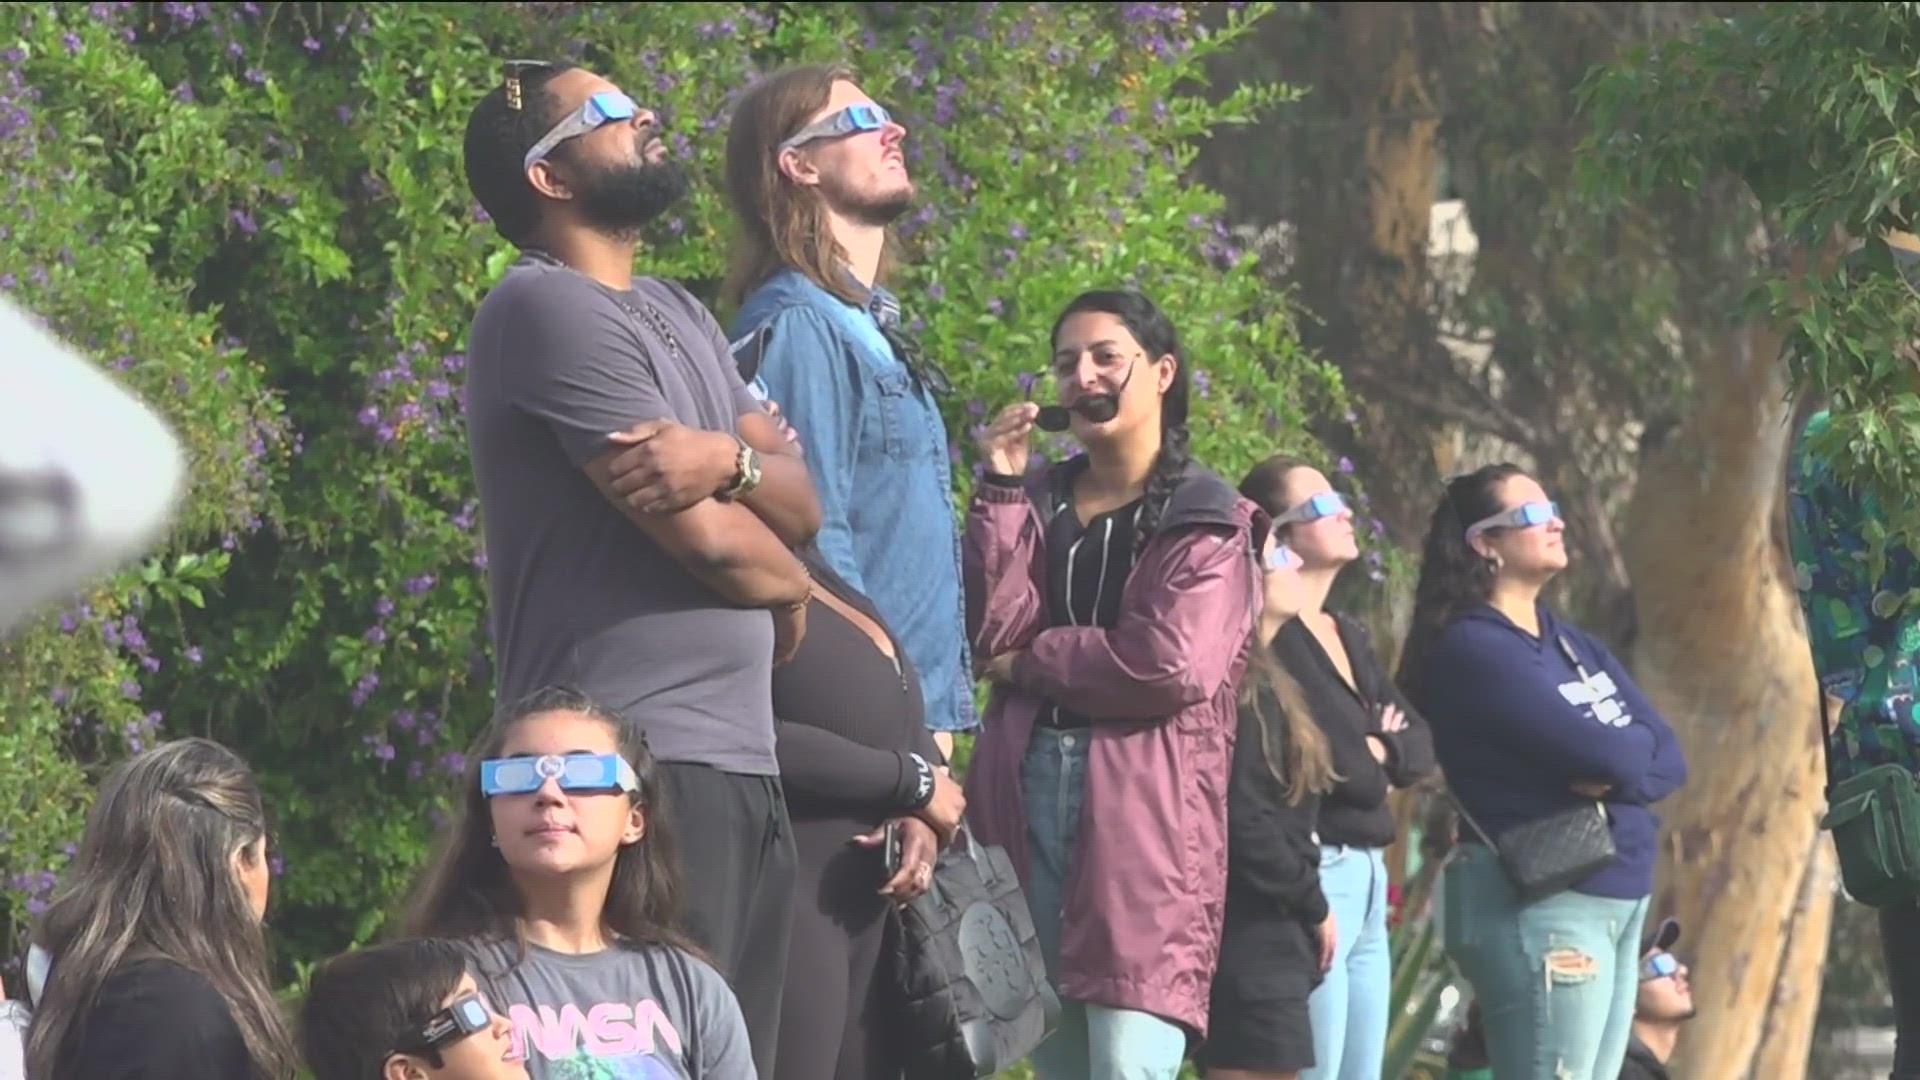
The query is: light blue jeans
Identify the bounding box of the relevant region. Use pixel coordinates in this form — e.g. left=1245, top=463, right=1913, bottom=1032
left=1442, top=844, right=1649, bottom=1080
left=1021, top=726, right=1189, bottom=1080
left=1301, top=844, right=1392, bottom=1080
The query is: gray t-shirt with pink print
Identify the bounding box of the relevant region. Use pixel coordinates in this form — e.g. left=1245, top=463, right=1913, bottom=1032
left=459, top=937, right=755, bottom=1080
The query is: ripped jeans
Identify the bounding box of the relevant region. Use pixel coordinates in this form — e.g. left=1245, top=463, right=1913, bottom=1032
left=1442, top=844, right=1649, bottom=1080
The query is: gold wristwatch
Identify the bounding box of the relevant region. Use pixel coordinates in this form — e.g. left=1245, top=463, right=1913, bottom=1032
left=717, top=436, right=762, bottom=501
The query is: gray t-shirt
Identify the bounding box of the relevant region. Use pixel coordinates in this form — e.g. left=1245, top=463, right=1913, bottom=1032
left=460, top=938, right=755, bottom=1080
left=465, top=253, right=777, bottom=774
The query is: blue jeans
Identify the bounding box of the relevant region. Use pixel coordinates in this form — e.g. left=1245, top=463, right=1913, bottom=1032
left=1021, top=727, right=1188, bottom=1080
left=1301, top=845, right=1392, bottom=1080
left=1442, top=844, right=1648, bottom=1080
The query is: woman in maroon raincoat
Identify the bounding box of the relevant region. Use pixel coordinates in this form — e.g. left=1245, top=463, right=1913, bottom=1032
left=963, top=289, right=1268, bottom=1079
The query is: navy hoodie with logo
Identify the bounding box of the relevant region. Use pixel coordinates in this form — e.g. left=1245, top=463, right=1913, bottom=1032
left=1414, top=604, right=1688, bottom=899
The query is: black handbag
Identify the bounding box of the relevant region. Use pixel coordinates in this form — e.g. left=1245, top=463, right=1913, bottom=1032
left=1448, top=634, right=1620, bottom=902
left=1453, top=796, right=1617, bottom=902
left=883, top=823, right=1061, bottom=1079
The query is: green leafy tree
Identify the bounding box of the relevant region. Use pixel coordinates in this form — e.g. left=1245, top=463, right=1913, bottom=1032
left=0, top=1, right=1335, bottom=1001
left=1581, top=1, right=1920, bottom=581
left=1575, top=5, right=1920, bottom=1077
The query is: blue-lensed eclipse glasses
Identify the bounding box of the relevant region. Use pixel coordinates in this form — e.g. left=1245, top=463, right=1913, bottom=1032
left=480, top=752, right=639, bottom=797
left=1274, top=491, right=1348, bottom=528
left=523, top=91, right=641, bottom=171
left=1265, top=543, right=1301, bottom=572
left=1466, top=500, right=1561, bottom=541
left=1639, top=951, right=1679, bottom=983
left=780, top=103, right=892, bottom=152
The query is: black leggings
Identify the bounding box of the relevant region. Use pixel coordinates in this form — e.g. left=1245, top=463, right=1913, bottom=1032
left=655, top=762, right=798, bottom=1080
left=774, top=811, right=898, bottom=1080
left=1886, top=901, right=1920, bottom=1079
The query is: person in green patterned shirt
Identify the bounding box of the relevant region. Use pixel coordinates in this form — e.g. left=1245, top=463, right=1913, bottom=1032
left=1787, top=404, right=1920, bottom=1080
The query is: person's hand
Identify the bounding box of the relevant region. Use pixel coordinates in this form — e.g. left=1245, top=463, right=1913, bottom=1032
left=603, top=420, right=740, bottom=514
left=772, top=601, right=807, bottom=667
left=1316, top=911, right=1338, bottom=973
left=856, top=816, right=939, bottom=902
left=975, top=402, right=1038, bottom=477
left=762, top=398, right=803, bottom=453
left=983, top=652, right=1020, bottom=686
left=915, top=766, right=966, bottom=845
left=1367, top=704, right=1408, bottom=763
left=1570, top=780, right=1612, bottom=799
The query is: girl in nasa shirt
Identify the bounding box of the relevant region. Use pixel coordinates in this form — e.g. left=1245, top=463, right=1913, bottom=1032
left=403, top=687, right=756, bottom=1080
left=1396, top=464, right=1687, bottom=1080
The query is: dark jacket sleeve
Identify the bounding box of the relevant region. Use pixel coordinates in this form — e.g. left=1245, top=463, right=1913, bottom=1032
left=774, top=719, right=929, bottom=810
left=1343, top=614, right=1438, bottom=787
left=1227, top=694, right=1329, bottom=925
left=1588, top=632, right=1689, bottom=806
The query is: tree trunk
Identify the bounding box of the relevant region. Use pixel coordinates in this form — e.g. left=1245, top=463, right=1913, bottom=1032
left=1197, top=1, right=1447, bottom=545
left=1621, top=311, right=1828, bottom=1080
left=1750, top=837, right=1837, bottom=1080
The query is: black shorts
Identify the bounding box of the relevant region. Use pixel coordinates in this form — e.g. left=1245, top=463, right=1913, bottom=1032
left=1196, top=919, right=1321, bottom=1073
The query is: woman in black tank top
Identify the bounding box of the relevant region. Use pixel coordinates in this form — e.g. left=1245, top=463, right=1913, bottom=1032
left=769, top=546, right=964, bottom=1080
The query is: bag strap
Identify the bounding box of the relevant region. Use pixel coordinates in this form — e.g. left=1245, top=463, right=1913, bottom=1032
left=1817, top=688, right=1844, bottom=793
left=1554, top=634, right=1594, bottom=683
left=1444, top=787, right=1499, bottom=850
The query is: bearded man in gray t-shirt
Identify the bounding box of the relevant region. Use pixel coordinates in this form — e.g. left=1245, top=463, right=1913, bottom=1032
left=459, top=61, right=822, bottom=1080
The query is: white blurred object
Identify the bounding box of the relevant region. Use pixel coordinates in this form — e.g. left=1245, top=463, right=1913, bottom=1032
left=0, top=296, right=185, bottom=637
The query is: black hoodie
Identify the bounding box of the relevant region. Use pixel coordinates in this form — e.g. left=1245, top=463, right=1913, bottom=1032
left=1272, top=611, right=1436, bottom=848
left=1618, top=1035, right=1671, bottom=1080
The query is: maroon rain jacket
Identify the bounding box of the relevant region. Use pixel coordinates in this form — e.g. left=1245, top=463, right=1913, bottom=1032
left=961, top=456, right=1268, bottom=1036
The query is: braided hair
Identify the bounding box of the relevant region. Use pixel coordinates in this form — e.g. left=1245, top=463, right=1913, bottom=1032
left=1049, top=289, right=1192, bottom=554
left=1395, top=462, right=1528, bottom=698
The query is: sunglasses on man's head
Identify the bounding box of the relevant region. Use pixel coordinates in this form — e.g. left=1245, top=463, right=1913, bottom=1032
left=876, top=322, right=954, bottom=398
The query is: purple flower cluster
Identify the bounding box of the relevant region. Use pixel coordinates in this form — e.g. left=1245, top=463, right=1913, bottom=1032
left=9, top=869, right=59, bottom=915
left=359, top=342, right=467, bottom=445
left=362, top=708, right=466, bottom=781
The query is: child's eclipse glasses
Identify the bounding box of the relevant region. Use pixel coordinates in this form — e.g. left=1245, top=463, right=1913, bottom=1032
left=394, top=991, right=493, bottom=1056
left=481, top=752, right=639, bottom=797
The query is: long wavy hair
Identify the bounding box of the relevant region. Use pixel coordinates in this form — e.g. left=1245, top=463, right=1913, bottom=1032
left=723, top=61, right=894, bottom=307
left=1050, top=289, right=1193, bottom=555
left=26, top=738, right=296, bottom=1080
left=1238, top=454, right=1340, bottom=804
left=401, top=686, right=702, bottom=963
left=1395, top=462, right=1529, bottom=698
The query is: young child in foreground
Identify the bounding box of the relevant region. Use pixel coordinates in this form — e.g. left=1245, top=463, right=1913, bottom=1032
left=299, top=937, right=527, bottom=1080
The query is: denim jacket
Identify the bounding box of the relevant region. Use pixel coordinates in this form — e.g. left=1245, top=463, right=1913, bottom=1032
left=730, top=268, right=977, bottom=733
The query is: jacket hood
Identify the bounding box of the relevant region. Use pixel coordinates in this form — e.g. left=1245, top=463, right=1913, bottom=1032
left=1027, top=454, right=1266, bottom=547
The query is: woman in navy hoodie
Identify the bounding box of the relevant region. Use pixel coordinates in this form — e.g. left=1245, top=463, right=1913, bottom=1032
left=1397, top=464, right=1687, bottom=1080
